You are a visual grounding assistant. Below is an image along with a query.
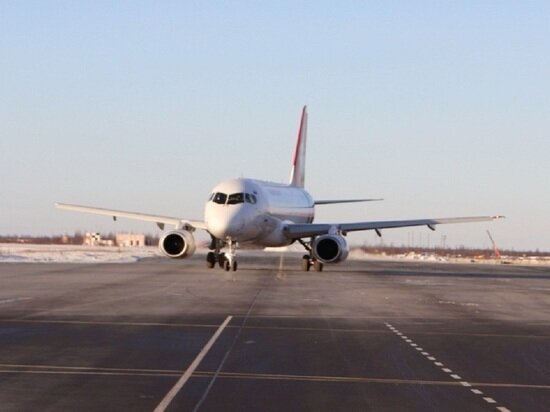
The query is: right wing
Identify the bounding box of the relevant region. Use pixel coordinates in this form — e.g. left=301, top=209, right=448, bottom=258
left=55, top=203, right=206, bottom=231
left=284, top=216, right=504, bottom=239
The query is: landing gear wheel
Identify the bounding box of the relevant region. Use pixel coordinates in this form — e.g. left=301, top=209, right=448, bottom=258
left=218, top=253, right=226, bottom=268
left=313, top=260, right=324, bottom=272
left=224, top=260, right=231, bottom=271
left=231, top=261, right=238, bottom=271
left=302, top=255, right=311, bottom=272
left=206, top=252, right=216, bottom=269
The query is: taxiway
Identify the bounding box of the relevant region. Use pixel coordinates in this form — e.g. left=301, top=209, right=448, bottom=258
left=0, top=255, right=548, bottom=411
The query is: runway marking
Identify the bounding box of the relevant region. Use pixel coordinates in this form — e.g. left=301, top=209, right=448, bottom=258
left=385, top=323, right=514, bottom=412
left=2, top=364, right=549, bottom=391
left=4, top=318, right=549, bottom=339
left=153, top=315, right=232, bottom=412
left=192, top=287, right=263, bottom=412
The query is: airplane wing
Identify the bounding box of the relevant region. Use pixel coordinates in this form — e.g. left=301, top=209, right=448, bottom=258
left=284, top=215, right=504, bottom=239
left=55, top=203, right=207, bottom=231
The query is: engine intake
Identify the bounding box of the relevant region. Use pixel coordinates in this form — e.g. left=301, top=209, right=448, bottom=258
left=312, top=234, right=349, bottom=263
left=159, top=230, right=196, bottom=259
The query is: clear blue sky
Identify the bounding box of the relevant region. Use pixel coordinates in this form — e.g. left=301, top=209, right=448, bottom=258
left=1, top=1, right=549, bottom=251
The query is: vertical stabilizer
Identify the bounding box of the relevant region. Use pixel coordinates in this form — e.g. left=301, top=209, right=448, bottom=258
left=289, top=106, right=308, bottom=187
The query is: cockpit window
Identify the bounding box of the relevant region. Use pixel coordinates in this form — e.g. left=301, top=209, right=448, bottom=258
left=212, top=192, right=227, bottom=204
left=245, top=193, right=257, bottom=204
left=227, top=193, right=244, bottom=205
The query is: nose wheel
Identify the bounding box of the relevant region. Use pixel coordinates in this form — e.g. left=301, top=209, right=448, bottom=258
left=223, top=259, right=238, bottom=271
left=206, top=237, right=238, bottom=271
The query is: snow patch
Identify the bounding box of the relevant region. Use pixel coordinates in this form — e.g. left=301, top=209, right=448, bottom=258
left=0, top=244, right=159, bottom=263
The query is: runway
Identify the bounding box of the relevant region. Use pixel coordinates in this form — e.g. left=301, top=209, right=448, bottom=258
left=0, top=254, right=548, bottom=411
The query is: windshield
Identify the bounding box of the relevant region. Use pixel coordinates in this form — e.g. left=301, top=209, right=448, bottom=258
left=227, top=193, right=244, bottom=205
left=212, top=192, right=227, bottom=204
left=210, top=192, right=257, bottom=205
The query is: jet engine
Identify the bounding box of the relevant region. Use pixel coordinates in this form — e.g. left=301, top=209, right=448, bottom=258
left=159, top=230, right=196, bottom=259
left=311, top=234, right=349, bottom=263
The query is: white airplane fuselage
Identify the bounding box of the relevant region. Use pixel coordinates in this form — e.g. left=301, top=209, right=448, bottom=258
left=204, top=178, right=314, bottom=247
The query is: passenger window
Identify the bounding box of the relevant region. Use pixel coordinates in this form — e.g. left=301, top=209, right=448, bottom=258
left=227, top=193, right=244, bottom=205
left=213, top=192, right=227, bottom=204
left=250, top=194, right=257, bottom=204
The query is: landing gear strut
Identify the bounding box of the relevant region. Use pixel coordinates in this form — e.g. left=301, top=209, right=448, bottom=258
left=206, top=236, right=238, bottom=271
left=298, top=239, right=323, bottom=272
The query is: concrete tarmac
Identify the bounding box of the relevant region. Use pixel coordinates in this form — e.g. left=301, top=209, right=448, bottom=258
left=0, top=254, right=548, bottom=411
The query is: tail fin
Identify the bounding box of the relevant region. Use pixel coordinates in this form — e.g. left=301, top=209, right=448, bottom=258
left=289, top=106, right=308, bottom=187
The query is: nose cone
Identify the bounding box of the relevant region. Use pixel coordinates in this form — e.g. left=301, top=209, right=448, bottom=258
left=206, top=206, right=245, bottom=239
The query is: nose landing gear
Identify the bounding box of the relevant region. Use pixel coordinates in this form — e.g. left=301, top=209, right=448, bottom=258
left=206, top=236, right=238, bottom=271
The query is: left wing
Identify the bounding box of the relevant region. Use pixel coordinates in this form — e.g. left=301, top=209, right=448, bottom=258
left=284, top=215, right=504, bottom=239
left=55, top=203, right=207, bottom=231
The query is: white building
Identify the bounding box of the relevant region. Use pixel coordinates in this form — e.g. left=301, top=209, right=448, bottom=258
left=83, top=232, right=114, bottom=247
left=116, top=233, right=145, bottom=247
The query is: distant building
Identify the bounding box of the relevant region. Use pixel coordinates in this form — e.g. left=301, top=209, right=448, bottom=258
left=83, top=232, right=114, bottom=247
left=116, top=233, right=145, bottom=247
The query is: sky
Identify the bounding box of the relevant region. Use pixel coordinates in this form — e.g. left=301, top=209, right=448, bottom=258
left=1, top=1, right=549, bottom=251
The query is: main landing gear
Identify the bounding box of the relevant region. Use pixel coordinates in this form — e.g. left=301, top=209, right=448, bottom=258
left=206, top=237, right=238, bottom=271
left=299, top=239, right=323, bottom=272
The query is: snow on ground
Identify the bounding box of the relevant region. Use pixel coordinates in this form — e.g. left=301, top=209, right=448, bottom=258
left=0, top=244, right=160, bottom=263
left=1, top=243, right=548, bottom=266
left=349, top=249, right=550, bottom=266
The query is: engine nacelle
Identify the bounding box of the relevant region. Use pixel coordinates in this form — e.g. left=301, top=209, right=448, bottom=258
left=159, top=230, right=196, bottom=259
left=311, top=234, right=349, bottom=264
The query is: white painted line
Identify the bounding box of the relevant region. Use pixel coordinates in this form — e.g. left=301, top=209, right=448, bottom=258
left=460, top=381, right=471, bottom=387
left=496, top=407, right=511, bottom=412
left=428, top=356, right=436, bottom=361
left=442, top=368, right=453, bottom=373
left=410, top=343, right=417, bottom=347
left=421, top=352, right=429, bottom=356
left=471, top=389, right=483, bottom=395
left=434, top=362, right=443, bottom=366
left=154, top=316, right=232, bottom=412
left=415, top=347, right=423, bottom=351
left=450, top=374, right=461, bottom=380
left=483, top=397, right=497, bottom=404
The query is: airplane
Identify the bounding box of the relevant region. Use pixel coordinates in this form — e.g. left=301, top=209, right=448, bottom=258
left=56, top=106, right=503, bottom=272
